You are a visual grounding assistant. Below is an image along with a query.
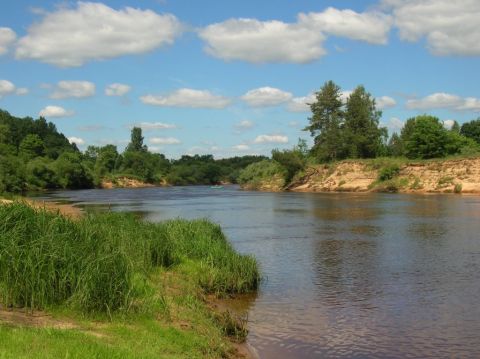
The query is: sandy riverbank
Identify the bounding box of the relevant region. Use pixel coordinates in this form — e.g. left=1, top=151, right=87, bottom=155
left=289, top=158, right=480, bottom=194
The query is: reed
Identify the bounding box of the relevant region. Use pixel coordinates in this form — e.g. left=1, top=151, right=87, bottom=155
left=0, top=202, right=259, bottom=314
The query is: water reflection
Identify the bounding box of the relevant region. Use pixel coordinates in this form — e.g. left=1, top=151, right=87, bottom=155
left=37, top=188, right=480, bottom=359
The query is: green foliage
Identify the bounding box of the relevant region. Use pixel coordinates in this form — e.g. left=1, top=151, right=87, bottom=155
left=0, top=155, right=26, bottom=193
left=403, top=115, right=449, bottom=159
left=378, top=164, right=401, bottom=181
left=305, top=82, right=387, bottom=162
left=25, top=157, right=58, bottom=189
left=237, top=160, right=287, bottom=188
left=125, top=127, right=147, bottom=153
left=166, top=155, right=221, bottom=185
left=19, top=134, right=45, bottom=160
left=0, top=202, right=259, bottom=313
left=271, top=139, right=308, bottom=184
left=343, top=86, right=387, bottom=158
left=53, top=152, right=93, bottom=189
left=387, top=132, right=403, bottom=157
left=0, top=110, right=75, bottom=159
left=460, top=118, right=480, bottom=144
left=305, top=81, right=344, bottom=162
left=215, top=155, right=267, bottom=183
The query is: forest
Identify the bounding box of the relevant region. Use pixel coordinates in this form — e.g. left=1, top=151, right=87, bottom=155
left=0, top=109, right=266, bottom=194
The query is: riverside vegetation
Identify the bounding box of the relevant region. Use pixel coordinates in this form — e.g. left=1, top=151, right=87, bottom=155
left=0, top=201, right=260, bottom=358
left=238, top=81, right=480, bottom=192
left=0, top=109, right=266, bottom=195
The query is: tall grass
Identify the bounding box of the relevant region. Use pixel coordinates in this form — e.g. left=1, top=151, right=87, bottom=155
left=0, top=202, right=259, bottom=313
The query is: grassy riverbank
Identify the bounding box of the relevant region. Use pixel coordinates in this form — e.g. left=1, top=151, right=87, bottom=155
left=0, top=202, right=259, bottom=358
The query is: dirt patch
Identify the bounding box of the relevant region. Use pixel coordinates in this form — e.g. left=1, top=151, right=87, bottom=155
left=289, top=158, right=480, bottom=195
left=0, top=306, right=77, bottom=330
left=101, top=177, right=155, bottom=189
left=27, top=199, right=83, bottom=219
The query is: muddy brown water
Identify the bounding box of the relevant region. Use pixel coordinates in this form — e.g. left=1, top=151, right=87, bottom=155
left=35, top=186, right=480, bottom=359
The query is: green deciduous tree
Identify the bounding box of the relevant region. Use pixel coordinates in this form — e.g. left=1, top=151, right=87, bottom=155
left=53, top=152, right=93, bottom=189
left=0, top=155, right=26, bottom=193
left=403, top=115, right=449, bottom=159
left=26, top=157, right=58, bottom=189
left=460, top=118, right=480, bottom=144
left=19, top=134, right=45, bottom=160
left=94, top=145, right=119, bottom=178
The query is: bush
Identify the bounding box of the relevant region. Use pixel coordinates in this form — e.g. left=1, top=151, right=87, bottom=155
left=0, top=155, right=26, bottom=194
left=238, top=160, right=287, bottom=189
left=378, top=164, right=401, bottom=181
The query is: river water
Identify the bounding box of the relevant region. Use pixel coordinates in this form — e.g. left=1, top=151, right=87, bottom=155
left=37, top=186, right=480, bottom=358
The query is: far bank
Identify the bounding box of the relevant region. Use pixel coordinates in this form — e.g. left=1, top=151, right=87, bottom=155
left=240, top=157, right=480, bottom=195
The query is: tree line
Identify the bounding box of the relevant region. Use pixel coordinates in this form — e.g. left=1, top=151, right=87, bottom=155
left=238, top=81, right=480, bottom=188
left=0, top=109, right=265, bottom=194
left=305, top=80, right=479, bottom=161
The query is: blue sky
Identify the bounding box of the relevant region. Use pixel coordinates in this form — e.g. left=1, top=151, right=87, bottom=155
left=0, top=0, right=479, bottom=158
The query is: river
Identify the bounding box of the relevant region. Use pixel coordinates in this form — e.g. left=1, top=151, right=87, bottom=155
left=36, top=186, right=480, bottom=359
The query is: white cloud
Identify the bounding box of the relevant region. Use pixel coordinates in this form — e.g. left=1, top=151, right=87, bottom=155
left=376, top=96, right=397, bottom=109
left=384, top=117, right=404, bottom=133
left=457, top=98, right=480, bottom=112
left=253, top=134, right=289, bottom=144
left=105, top=83, right=131, bottom=96
left=50, top=81, right=95, bottom=99
left=0, top=27, right=16, bottom=55
left=443, top=119, right=455, bottom=129
left=15, top=2, right=182, bottom=67
left=68, top=136, right=85, bottom=145
left=233, top=144, right=250, bottom=151
left=406, top=93, right=480, bottom=112
left=39, top=105, right=74, bottom=118
left=15, top=88, right=29, bottom=95
left=406, top=93, right=462, bottom=110
left=136, top=122, right=177, bottom=130
left=198, top=7, right=392, bottom=64
left=0, top=80, right=29, bottom=99
left=241, top=87, right=292, bottom=107
left=288, top=93, right=316, bottom=112
left=199, top=18, right=326, bottom=63
left=288, top=121, right=300, bottom=128
left=386, top=0, right=480, bottom=56
left=299, top=7, right=392, bottom=45
left=0, top=80, right=16, bottom=98
left=149, top=137, right=181, bottom=145
left=140, top=88, right=231, bottom=109
left=235, top=120, right=254, bottom=130
left=340, top=90, right=353, bottom=103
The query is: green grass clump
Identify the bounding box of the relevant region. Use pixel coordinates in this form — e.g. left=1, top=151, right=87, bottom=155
left=0, top=202, right=259, bottom=314
left=0, top=203, right=134, bottom=312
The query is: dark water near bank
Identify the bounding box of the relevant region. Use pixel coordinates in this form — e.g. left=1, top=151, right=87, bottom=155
left=36, top=186, right=480, bottom=358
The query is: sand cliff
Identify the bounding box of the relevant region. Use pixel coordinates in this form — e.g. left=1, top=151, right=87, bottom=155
left=287, top=157, right=480, bottom=194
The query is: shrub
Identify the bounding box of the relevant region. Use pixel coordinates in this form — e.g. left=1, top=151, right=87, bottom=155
left=378, top=164, right=400, bottom=181
left=238, top=160, right=287, bottom=188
